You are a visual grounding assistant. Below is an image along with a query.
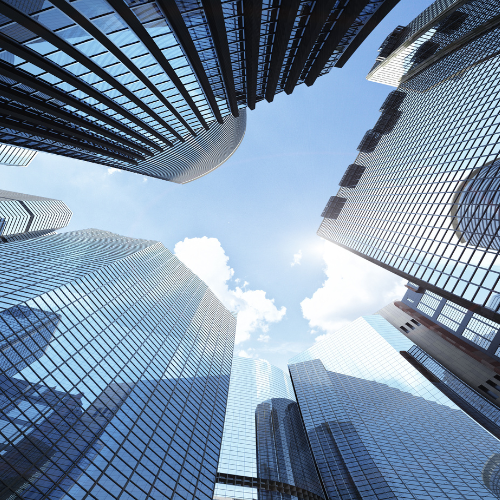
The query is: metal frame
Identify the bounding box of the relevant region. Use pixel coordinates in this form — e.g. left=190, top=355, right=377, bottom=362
left=50, top=0, right=192, bottom=138
left=283, top=0, right=339, bottom=95
left=0, top=33, right=167, bottom=147
left=201, top=0, right=239, bottom=117
left=0, top=2, right=177, bottom=143
left=156, top=0, right=224, bottom=124
left=107, top=0, right=208, bottom=131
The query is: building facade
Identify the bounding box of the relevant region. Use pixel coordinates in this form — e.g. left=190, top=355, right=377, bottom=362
left=0, top=0, right=399, bottom=182
left=215, top=356, right=324, bottom=500
left=0, top=143, right=37, bottom=167
left=0, top=228, right=236, bottom=500
left=318, top=0, right=500, bottom=326
left=289, top=315, right=500, bottom=499
left=0, top=189, right=72, bottom=243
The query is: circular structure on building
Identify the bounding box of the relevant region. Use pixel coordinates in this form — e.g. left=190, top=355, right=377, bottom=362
left=451, top=159, right=500, bottom=250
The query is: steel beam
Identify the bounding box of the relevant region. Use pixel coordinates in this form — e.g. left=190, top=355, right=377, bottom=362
left=243, top=0, right=262, bottom=110
left=304, top=0, right=370, bottom=86
left=51, top=0, right=194, bottom=137
left=0, top=112, right=138, bottom=164
left=156, top=0, right=223, bottom=124
left=0, top=1, right=178, bottom=143
left=0, top=62, right=152, bottom=156
left=201, top=0, right=239, bottom=117
left=283, top=0, right=339, bottom=95
left=0, top=86, right=144, bottom=159
left=107, top=0, right=208, bottom=130
left=265, top=0, right=301, bottom=102
left=335, top=0, right=400, bottom=68
left=0, top=33, right=167, bottom=148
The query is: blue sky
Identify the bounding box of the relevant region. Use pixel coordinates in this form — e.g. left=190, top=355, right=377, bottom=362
left=2, top=0, right=432, bottom=370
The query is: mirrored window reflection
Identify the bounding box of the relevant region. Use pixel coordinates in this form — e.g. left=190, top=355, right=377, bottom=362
left=215, top=357, right=324, bottom=500
left=289, top=315, right=500, bottom=499
left=0, top=229, right=236, bottom=500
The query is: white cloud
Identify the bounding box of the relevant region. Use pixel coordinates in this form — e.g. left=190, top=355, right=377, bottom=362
left=237, top=349, right=254, bottom=358
left=142, top=176, right=148, bottom=183
left=257, top=334, right=270, bottom=343
left=301, top=242, right=406, bottom=340
left=174, top=237, right=286, bottom=344
left=291, top=250, right=303, bottom=267
left=107, top=167, right=121, bottom=175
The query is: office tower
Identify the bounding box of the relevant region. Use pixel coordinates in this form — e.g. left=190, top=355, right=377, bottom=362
left=0, top=228, right=235, bottom=500
left=318, top=0, right=500, bottom=326
left=215, top=357, right=324, bottom=500
left=0, top=189, right=72, bottom=243
left=289, top=315, right=500, bottom=499
left=0, top=0, right=400, bottom=183
left=0, top=143, right=37, bottom=167
left=377, top=286, right=500, bottom=404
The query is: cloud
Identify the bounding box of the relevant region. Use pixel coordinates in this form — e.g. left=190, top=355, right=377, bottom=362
left=174, top=237, right=286, bottom=344
left=291, top=250, right=303, bottom=267
left=237, top=349, right=254, bottom=358
left=107, top=167, right=121, bottom=175
left=301, top=242, right=406, bottom=340
left=257, top=334, right=270, bottom=343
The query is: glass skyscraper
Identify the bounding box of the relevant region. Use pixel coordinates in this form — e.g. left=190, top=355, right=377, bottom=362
left=0, top=143, right=37, bottom=167
left=0, top=228, right=236, bottom=499
left=215, top=357, right=324, bottom=500
left=289, top=315, right=500, bottom=499
left=318, top=0, right=500, bottom=327
left=0, top=0, right=400, bottom=182
left=0, top=189, right=72, bottom=244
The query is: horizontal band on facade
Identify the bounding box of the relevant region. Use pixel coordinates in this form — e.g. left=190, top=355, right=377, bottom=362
left=215, top=472, right=325, bottom=500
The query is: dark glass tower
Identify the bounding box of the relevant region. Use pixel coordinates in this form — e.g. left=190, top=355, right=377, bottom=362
left=289, top=315, right=500, bottom=499
left=0, top=0, right=399, bottom=182
left=0, top=189, right=72, bottom=243
left=319, top=0, right=500, bottom=326
left=215, top=356, right=324, bottom=500
left=0, top=228, right=235, bottom=500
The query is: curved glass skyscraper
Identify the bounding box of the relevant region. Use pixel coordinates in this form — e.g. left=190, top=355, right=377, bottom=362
left=215, top=357, right=323, bottom=500
left=0, top=0, right=400, bottom=182
left=0, top=229, right=236, bottom=500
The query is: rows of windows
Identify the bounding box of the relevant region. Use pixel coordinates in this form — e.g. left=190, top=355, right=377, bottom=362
left=0, top=229, right=236, bottom=500
left=319, top=3, right=500, bottom=323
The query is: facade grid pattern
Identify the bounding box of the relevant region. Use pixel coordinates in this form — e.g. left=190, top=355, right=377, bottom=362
left=319, top=0, right=500, bottom=327
left=0, top=0, right=399, bottom=182
left=289, top=315, right=500, bottom=499
left=0, top=229, right=236, bottom=500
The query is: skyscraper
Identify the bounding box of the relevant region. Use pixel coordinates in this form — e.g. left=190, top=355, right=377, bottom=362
left=0, top=0, right=400, bottom=182
left=0, top=143, right=37, bottom=167
left=318, top=0, right=500, bottom=325
left=0, top=228, right=236, bottom=500
left=0, top=189, right=72, bottom=243
left=215, top=356, right=324, bottom=500
left=289, top=315, right=500, bottom=499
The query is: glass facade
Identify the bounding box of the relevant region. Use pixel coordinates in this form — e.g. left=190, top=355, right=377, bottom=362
left=319, top=0, right=500, bottom=325
left=289, top=315, right=500, bottom=499
left=215, top=357, right=323, bottom=500
left=0, top=228, right=236, bottom=499
left=0, top=0, right=398, bottom=181
left=0, top=143, right=37, bottom=167
left=0, top=189, right=72, bottom=244
left=406, top=343, right=500, bottom=439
